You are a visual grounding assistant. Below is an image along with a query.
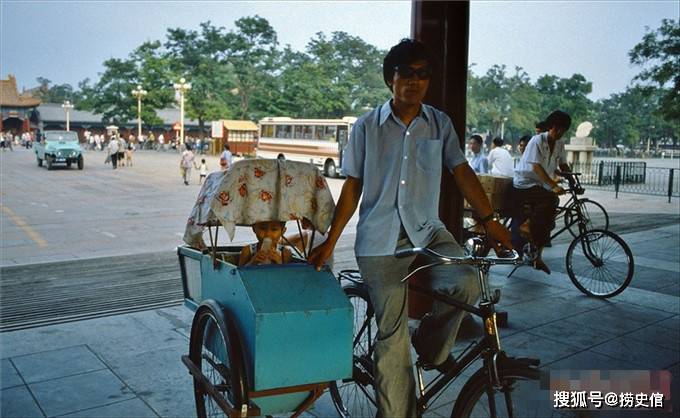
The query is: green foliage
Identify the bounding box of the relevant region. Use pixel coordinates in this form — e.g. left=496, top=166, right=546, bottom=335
left=629, top=18, right=680, bottom=124
left=32, top=77, right=75, bottom=103
left=49, top=14, right=676, bottom=151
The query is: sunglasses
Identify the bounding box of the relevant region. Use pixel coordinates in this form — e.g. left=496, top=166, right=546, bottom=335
left=394, top=64, right=432, bottom=80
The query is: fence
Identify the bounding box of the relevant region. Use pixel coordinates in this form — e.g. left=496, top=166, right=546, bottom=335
left=570, top=161, right=679, bottom=202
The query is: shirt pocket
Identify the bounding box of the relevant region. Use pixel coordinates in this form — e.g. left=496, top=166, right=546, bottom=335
left=415, top=138, right=442, bottom=172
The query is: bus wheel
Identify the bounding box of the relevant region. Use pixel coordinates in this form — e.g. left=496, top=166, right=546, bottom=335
left=325, top=160, right=338, bottom=178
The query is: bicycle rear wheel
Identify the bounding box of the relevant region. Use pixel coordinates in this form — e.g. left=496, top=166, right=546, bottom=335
left=566, top=229, right=634, bottom=298
left=451, top=366, right=555, bottom=418
left=330, top=284, right=378, bottom=418
left=565, top=199, right=609, bottom=237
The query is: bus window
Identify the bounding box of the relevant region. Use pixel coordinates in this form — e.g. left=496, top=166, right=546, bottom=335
left=338, top=126, right=348, bottom=146
left=302, top=125, right=313, bottom=139
left=275, top=125, right=292, bottom=139
left=324, top=126, right=337, bottom=142
left=313, top=126, right=324, bottom=141
left=293, top=125, right=304, bottom=139
left=261, top=125, right=274, bottom=138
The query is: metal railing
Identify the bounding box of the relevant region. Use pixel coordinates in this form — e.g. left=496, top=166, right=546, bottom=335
left=570, top=161, right=679, bottom=202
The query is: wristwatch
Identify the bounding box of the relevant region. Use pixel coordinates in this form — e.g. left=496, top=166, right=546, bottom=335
left=479, top=212, right=500, bottom=225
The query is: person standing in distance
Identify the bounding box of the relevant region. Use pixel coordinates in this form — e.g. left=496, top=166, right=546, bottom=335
left=308, top=39, right=512, bottom=418
left=467, top=134, right=489, bottom=173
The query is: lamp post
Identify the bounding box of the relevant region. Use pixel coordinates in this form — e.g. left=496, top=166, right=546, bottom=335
left=61, top=100, right=74, bottom=131
left=500, top=116, right=508, bottom=140
left=131, top=85, right=147, bottom=141
left=173, top=77, right=191, bottom=146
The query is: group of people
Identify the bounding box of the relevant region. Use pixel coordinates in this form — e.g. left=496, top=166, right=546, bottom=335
left=105, top=135, right=135, bottom=169
left=1, top=131, right=35, bottom=150
left=466, top=116, right=570, bottom=274
left=179, top=143, right=233, bottom=185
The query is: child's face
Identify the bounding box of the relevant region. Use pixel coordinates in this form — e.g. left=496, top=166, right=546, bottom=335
left=252, top=222, right=285, bottom=247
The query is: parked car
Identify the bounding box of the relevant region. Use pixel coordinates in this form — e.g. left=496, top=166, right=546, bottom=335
left=35, top=130, right=83, bottom=170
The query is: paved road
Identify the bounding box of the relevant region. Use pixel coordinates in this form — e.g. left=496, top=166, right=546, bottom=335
left=0, top=148, right=357, bottom=267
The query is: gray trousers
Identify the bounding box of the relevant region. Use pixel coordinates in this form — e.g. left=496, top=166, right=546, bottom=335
left=356, top=228, right=479, bottom=417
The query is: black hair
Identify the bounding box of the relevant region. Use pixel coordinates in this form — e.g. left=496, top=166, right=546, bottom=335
left=492, top=137, right=504, bottom=147
left=544, top=110, right=572, bottom=130
left=224, top=144, right=230, bottom=150
left=383, top=38, right=436, bottom=88
left=185, top=144, right=192, bottom=151
left=518, top=135, right=532, bottom=144
left=469, top=134, right=483, bottom=144
left=535, top=121, right=548, bottom=132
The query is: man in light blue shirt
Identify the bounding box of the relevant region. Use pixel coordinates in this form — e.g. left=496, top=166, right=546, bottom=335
left=310, top=39, right=511, bottom=418
left=467, top=134, right=489, bottom=173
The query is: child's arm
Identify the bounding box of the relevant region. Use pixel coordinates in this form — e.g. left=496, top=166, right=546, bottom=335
left=238, top=246, right=252, bottom=266
left=282, top=247, right=292, bottom=264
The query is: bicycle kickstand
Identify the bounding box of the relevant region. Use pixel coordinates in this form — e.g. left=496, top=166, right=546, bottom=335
left=506, top=264, right=521, bottom=278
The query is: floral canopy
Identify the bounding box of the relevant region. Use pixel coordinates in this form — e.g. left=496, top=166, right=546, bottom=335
left=183, top=159, right=336, bottom=248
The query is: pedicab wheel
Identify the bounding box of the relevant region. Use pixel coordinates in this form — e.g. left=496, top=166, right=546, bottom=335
left=189, top=300, right=249, bottom=418
left=565, top=198, right=609, bottom=237
left=566, top=229, right=634, bottom=298
left=330, top=284, right=378, bottom=418
left=451, top=366, right=543, bottom=418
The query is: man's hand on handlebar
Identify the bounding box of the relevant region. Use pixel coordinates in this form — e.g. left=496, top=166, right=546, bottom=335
left=483, top=219, right=513, bottom=255
left=552, top=185, right=566, bottom=195
left=308, top=239, right=334, bottom=271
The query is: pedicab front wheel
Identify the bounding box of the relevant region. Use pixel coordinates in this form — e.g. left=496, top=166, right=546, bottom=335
left=188, top=300, right=250, bottom=418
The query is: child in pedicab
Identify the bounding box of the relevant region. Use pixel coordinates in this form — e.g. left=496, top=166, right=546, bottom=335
left=238, top=220, right=293, bottom=266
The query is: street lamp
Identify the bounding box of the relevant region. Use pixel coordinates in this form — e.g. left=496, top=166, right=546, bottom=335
left=61, top=100, right=74, bottom=131
left=173, top=77, right=191, bottom=146
left=131, top=85, right=148, bottom=141
left=500, top=117, right=508, bottom=140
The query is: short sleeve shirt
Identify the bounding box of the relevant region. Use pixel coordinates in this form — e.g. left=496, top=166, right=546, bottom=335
left=468, top=152, right=489, bottom=174
left=341, top=100, right=467, bottom=256
left=513, top=132, right=567, bottom=189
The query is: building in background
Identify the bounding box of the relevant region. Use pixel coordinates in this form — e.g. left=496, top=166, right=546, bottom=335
left=211, top=119, right=258, bottom=156
left=0, top=75, right=41, bottom=134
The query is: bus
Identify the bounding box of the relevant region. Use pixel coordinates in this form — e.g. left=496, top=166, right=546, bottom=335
left=256, top=117, right=357, bottom=177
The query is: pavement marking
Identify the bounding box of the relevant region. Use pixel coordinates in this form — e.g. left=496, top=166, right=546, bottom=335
left=101, top=231, right=116, bottom=238
left=0, top=205, right=48, bottom=248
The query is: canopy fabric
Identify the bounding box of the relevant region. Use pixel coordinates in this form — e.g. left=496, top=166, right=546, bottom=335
left=183, top=159, right=335, bottom=248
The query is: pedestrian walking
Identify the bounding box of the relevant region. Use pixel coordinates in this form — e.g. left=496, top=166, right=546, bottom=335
left=125, top=143, right=135, bottom=166
left=198, top=158, right=208, bottom=184
left=108, top=136, right=120, bottom=169
left=180, top=144, right=197, bottom=185
left=220, top=144, right=233, bottom=170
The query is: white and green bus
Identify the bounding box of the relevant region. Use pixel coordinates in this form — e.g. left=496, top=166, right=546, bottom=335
left=256, top=117, right=357, bottom=177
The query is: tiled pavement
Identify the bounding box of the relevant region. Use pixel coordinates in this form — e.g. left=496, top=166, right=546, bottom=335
left=1, top=224, right=678, bottom=417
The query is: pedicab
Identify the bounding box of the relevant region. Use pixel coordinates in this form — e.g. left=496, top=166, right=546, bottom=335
left=178, top=159, right=354, bottom=417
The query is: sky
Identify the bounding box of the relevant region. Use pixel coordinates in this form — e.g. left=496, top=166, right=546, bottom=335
left=1, top=1, right=677, bottom=100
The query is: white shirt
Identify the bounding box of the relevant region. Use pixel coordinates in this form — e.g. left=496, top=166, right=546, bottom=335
left=513, top=132, right=566, bottom=190
left=108, top=139, right=119, bottom=155
left=487, top=146, right=514, bottom=177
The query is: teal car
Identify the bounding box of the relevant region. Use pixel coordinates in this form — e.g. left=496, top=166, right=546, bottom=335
left=35, top=130, right=84, bottom=170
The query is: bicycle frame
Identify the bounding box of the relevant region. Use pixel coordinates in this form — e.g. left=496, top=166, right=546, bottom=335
left=407, top=262, right=506, bottom=415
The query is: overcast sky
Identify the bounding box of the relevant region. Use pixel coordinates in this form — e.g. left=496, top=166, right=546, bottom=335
left=1, top=1, right=676, bottom=100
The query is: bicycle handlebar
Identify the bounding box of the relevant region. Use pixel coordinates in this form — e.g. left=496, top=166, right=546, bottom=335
left=394, top=246, right=522, bottom=266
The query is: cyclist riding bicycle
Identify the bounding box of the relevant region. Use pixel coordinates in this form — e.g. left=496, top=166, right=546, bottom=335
left=511, top=110, right=572, bottom=274
left=309, top=39, right=512, bottom=418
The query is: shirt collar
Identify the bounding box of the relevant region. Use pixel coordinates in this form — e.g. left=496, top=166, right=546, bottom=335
left=379, top=99, right=430, bottom=126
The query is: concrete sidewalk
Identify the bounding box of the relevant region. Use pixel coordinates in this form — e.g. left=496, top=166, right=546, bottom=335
left=2, top=222, right=678, bottom=417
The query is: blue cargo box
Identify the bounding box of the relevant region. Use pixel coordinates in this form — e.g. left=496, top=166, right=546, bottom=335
left=178, top=246, right=353, bottom=414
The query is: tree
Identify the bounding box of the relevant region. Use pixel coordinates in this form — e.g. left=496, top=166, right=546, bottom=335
left=535, top=73, right=593, bottom=137
left=209, top=16, right=280, bottom=120
left=165, top=23, right=233, bottom=135
left=32, top=77, right=76, bottom=103
left=629, top=18, right=680, bottom=124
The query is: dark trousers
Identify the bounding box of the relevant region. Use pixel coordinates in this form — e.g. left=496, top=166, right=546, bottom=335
left=510, top=186, right=559, bottom=250
left=111, top=153, right=118, bottom=168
